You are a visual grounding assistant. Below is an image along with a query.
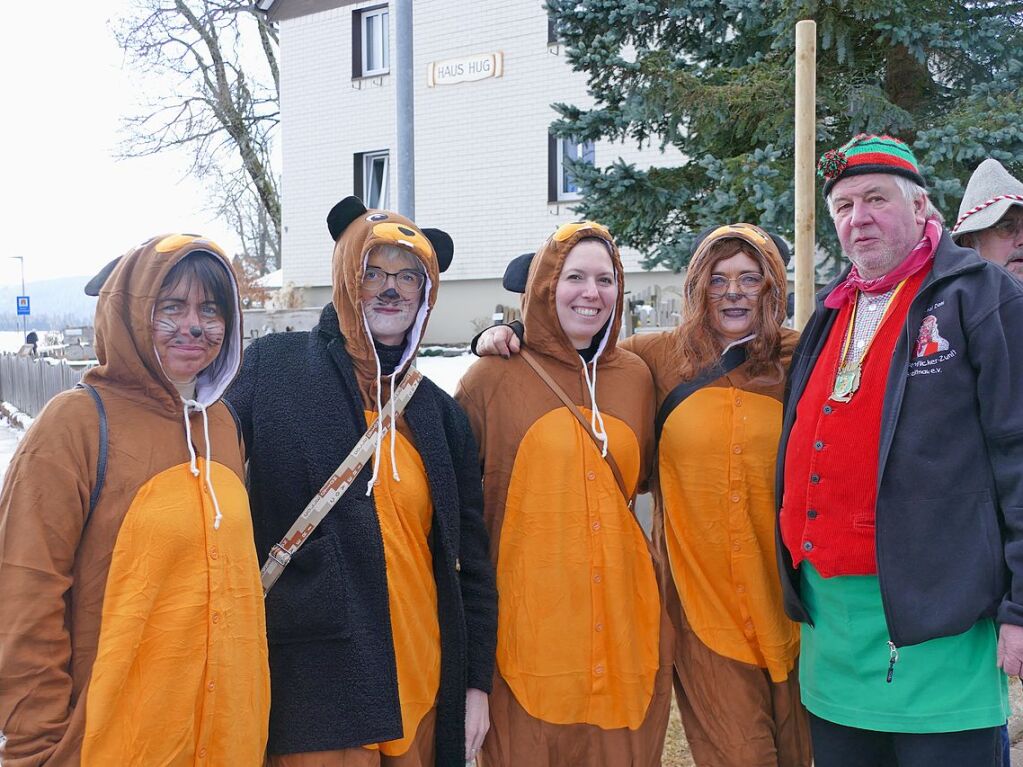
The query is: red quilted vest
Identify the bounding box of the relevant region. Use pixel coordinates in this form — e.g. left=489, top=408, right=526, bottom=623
left=780, top=268, right=926, bottom=576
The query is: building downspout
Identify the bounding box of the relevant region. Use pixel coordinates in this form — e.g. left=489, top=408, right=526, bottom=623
left=395, top=0, right=415, bottom=219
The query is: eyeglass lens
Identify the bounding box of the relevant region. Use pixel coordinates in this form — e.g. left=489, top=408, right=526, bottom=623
left=708, top=274, right=763, bottom=296
left=992, top=214, right=1023, bottom=239
left=363, top=267, right=425, bottom=292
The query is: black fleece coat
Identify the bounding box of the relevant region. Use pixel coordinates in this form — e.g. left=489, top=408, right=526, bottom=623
left=226, top=304, right=497, bottom=763
left=776, top=233, right=1023, bottom=647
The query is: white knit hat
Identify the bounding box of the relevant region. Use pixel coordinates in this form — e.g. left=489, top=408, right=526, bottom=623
left=952, top=159, right=1023, bottom=241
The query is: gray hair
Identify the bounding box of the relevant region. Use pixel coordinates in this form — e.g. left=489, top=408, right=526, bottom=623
left=825, top=175, right=944, bottom=225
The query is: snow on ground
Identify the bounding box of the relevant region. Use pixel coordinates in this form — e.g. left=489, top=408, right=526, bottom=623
left=415, top=353, right=477, bottom=396
left=0, top=330, right=34, bottom=353
left=0, top=416, right=24, bottom=484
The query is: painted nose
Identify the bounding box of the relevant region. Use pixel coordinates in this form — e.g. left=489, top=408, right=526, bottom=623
left=379, top=287, right=401, bottom=300
left=189, top=325, right=203, bottom=338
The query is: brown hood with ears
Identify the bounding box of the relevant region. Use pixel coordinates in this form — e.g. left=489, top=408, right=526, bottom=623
left=82, top=234, right=243, bottom=413
left=522, top=220, right=626, bottom=364
left=326, top=197, right=453, bottom=399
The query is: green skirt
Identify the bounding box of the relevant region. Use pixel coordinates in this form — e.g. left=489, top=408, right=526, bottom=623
left=799, top=563, right=1009, bottom=733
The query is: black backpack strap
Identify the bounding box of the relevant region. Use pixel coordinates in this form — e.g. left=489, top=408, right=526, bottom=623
left=76, top=382, right=108, bottom=520
left=655, top=343, right=748, bottom=444
left=222, top=398, right=243, bottom=446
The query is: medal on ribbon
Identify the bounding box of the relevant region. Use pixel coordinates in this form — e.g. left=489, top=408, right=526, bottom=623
left=830, top=281, right=908, bottom=404
left=831, top=365, right=861, bottom=403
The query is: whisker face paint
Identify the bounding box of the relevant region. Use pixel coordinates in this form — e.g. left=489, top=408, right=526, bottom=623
left=152, top=272, right=228, bottom=384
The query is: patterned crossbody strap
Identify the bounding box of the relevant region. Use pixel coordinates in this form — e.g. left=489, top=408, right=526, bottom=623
left=260, top=367, right=423, bottom=595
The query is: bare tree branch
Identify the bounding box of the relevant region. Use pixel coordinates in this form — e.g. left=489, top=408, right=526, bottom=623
left=115, top=0, right=281, bottom=259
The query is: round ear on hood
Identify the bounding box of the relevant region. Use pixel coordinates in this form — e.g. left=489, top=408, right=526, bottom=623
left=689, top=226, right=717, bottom=258
left=502, top=252, right=535, bottom=293
left=421, top=228, right=454, bottom=272
left=767, top=233, right=790, bottom=265
left=327, top=196, right=369, bottom=241
left=84, top=256, right=123, bottom=296
left=690, top=225, right=791, bottom=266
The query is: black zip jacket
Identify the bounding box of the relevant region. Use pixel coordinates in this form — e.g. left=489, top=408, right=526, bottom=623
left=226, top=304, right=497, bottom=763
left=775, top=232, right=1023, bottom=647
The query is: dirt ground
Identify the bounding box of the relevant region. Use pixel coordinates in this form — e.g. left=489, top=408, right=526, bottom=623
left=660, top=700, right=694, bottom=767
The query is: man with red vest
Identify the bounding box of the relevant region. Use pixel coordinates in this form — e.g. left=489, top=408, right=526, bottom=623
left=777, top=134, right=1023, bottom=766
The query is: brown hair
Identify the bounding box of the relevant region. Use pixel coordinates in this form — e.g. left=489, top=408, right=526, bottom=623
left=675, top=236, right=787, bottom=382
left=159, top=251, right=236, bottom=335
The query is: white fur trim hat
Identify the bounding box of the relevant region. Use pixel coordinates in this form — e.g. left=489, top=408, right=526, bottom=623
left=952, top=158, right=1023, bottom=241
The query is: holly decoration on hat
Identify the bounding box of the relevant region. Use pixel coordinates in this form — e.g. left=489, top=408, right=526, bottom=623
left=817, top=149, right=848, bottom=180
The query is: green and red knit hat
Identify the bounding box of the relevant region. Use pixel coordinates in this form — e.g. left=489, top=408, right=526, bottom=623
left=817, top=134, right=926, bottom=197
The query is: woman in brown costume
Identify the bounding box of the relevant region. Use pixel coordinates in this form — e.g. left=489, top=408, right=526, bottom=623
left=456, top=220, right=673, bottom=767
left=0, top=235, right=269, bottom=766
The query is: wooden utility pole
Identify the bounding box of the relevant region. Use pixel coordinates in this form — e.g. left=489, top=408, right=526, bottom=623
left=793, top=20, right=816, bottom=329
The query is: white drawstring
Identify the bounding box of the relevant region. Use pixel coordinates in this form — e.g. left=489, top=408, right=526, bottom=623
left=581, top=357, right=609, bottom=457
left=366, top=352, right=385, bottom=496
left=182, top=399, right=224, bottom=529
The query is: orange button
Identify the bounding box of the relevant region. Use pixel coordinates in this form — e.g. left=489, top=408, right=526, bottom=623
left=208, top=680, right=216, bottom=692
left=592, top=521, right=601, bottom=531
left=587, top=471, right=597, bottom=481
left=198, top=748, right=207, bottom=759
left=209, top=547, right=219, bottom=560
left=211, top=612, right=220, bottom=624
left=594, top=664, right=604, bottom=675
left=735, top=397, right=742, bottom=407
left=731, top=494, right=740, bottom=503
left=593, top=573, right=602, bottom=583
left=732, top=542, right=741, bottom=552
left=595, top=622, right=604, bottom=632
left=732, top=445, right=742, bottom=454
left=736, top=584, right=745, bottom=594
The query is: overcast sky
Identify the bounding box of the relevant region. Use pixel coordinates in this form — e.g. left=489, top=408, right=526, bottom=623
left=1, top=2, right=246, bottom=288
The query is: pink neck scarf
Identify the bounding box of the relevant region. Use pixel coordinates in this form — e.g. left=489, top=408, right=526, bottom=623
left=825, top=217, right=942, bottom=309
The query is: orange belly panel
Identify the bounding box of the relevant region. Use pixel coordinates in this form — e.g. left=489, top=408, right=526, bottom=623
left=658, top=387, right=798, bottom=682
left=82, top=460, right=269, bottom=766
left=363, top=412, right=440, bottom=756
left=497, top=408, right=659, bottom=730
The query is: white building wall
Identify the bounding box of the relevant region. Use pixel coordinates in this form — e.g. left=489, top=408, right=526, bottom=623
left=279, top=0, right=686, bottom=342
left=281, top=2, right=398, bottom=287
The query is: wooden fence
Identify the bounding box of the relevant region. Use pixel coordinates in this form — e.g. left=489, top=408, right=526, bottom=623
left=0, top=355, right=86, bottom=417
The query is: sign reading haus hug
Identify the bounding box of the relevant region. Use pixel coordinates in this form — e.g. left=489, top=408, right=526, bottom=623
left=427, top=52, right=503, bottom=87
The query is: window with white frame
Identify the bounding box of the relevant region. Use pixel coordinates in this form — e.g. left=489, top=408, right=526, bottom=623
left=354, top=5, right=389, bottom=78
left=548, top=135, right=596, bottom=202
left=356, top=150, right=390, bottom=209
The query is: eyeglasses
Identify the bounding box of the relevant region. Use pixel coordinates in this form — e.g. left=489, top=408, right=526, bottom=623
left=990, top=214, right=1023, bottom=240
left=708, top=273, right=764, bottom=298
left=362, top=266, right=426, bottom=294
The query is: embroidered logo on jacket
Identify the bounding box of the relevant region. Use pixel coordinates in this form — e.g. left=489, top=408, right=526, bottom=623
left=914, top=315, right=950, bottom=358
left=908, top=312, right=957, bottom=377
